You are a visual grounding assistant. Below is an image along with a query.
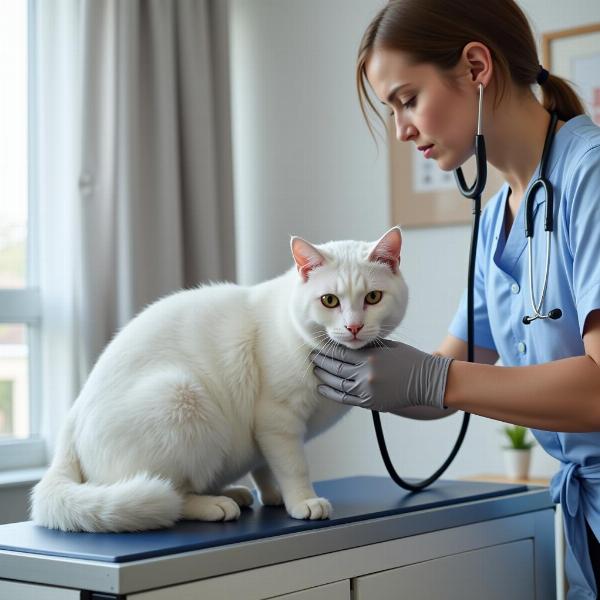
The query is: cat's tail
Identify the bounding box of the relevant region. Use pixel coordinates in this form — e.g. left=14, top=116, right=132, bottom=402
left=30, top=413, right=183, bottom=532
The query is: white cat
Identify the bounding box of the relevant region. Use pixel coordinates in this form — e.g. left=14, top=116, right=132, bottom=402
left=31, top=227, right=408, bottom=532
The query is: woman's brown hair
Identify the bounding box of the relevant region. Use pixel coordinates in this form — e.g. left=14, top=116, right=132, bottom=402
left=357, top=0, right=585, bottom=137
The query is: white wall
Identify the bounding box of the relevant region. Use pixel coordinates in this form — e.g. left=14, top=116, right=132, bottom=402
left=229, top=0, right=600, bottom=481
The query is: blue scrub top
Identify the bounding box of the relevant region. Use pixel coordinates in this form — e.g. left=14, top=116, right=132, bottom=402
left=449, top=114, right=600, bottom=599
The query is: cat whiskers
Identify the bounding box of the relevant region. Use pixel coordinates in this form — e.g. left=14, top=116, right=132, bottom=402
left=372, top=337, right=385, bottom=349
left=288, top=331, right=329, bottom=356
left=306, top=337, right=342, bottom=385
left=299, top=336, right=334, bottom=384
left=378, top=324, right=401, bottom=339
left=373, top=325, right=401, bottom=353
left=378, top=324, right=419, bottom=346
left=300, top=335, right=343, bottom=386
left=297, top=334, right=333, bottom=383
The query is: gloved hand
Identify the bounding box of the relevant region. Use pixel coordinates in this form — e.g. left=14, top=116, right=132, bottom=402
left=311, top=340, right=453, bottom=414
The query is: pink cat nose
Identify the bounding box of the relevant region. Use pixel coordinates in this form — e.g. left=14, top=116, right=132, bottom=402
left=345, top=324, right=364, bottom=337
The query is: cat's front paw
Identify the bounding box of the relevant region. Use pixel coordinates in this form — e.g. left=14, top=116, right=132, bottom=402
left=289, top=497, right=332, bottom=520
left=258, top=486, right=284, bottom=507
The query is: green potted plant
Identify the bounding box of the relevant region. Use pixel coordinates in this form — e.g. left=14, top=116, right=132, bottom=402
left=502, top=425, right=535, bottom=480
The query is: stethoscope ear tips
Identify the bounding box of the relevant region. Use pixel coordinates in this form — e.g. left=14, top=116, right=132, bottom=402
left=548, top=308, right=562, bottom=320
left=523, top=315, right=534, bottom=325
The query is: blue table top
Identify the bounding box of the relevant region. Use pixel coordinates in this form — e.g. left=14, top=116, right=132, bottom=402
left=0, top=476, right=530, bottom=563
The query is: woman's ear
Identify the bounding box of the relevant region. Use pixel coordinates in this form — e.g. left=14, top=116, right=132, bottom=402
left=461, top=41, right=493, bottom=89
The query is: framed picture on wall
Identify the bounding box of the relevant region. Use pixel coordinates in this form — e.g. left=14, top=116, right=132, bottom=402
left=542, top=23, right=600, bottom=125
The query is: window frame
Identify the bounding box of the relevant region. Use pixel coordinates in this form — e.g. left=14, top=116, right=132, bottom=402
left=0, top=0, right=46, bottom=472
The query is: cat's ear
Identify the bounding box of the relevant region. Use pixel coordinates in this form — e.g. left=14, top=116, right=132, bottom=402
left=290, top=236, right=325, bottom=282
left=368, top=226, right=402, bottom=274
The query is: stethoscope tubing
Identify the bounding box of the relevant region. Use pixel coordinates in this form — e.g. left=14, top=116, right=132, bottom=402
left=373, top=84, right=560, bottom=491
left=371, top=85, right=486, bottom=492
left=527, top=232, right=551, bottom=320
left=522, top=111, right=560, bottom=324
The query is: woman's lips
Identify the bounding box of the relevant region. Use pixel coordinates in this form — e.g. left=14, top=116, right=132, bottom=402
left=418, top=144, right=434, bottom=159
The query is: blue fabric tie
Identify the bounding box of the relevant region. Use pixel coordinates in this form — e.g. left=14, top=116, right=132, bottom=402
left=550, top=461, right=600, bottom=598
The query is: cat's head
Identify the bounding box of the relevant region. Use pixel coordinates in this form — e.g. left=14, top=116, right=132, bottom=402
left=289, top=227, right=408, bottom=350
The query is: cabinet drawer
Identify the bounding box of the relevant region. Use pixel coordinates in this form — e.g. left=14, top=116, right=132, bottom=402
left=353, top=539, right=534, bottom=600
left=0, top=580, right=79, bottom=600
left=131, top=579, right=350, bottom=600
left=268, top=580, right=350, bottom=599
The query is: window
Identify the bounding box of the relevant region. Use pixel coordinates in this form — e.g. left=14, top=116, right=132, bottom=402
left=0, top=326, right=28, bottom=439
left=0, top=0, right=45, bottom=470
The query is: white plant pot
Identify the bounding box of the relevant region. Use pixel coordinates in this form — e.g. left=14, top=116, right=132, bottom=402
left=503, top=448, right=532, bottom=480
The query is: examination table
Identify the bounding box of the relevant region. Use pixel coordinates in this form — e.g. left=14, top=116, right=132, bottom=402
left=0, top=476, right=556, bottom=599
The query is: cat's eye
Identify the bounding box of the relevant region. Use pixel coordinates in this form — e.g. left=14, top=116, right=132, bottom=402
left=365, top=290, right=383, bottom=305
left=321, top=294, right=340, bottom=309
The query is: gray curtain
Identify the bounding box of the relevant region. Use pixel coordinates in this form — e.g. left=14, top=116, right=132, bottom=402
left=76, top=0, right=235, bottom=378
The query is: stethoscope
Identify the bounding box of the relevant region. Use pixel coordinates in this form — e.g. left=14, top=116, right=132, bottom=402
left=522, top=109, right=562, bottom=324
left=456, top=83, right=562, bottom=326
left=372, top=84, right=485, bottom=491
left=373, top=82, right=561, bottom=492
left=457, top=83, right=562, bottom=324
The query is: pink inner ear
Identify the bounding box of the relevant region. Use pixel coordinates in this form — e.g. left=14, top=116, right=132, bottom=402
left=298, top=260, right=322, bottom=281
left=368, top=228, right=402, bottom=273
left=371, top=253, right=398, bottom=273
left=291, top=238, right=325, bottom=282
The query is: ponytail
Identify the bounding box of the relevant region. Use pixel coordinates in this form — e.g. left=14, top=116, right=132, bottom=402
left=540, top=73, right=586, bottom=122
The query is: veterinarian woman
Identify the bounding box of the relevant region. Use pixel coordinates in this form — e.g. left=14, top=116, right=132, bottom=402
left=311, top=1, right=600, bottom=597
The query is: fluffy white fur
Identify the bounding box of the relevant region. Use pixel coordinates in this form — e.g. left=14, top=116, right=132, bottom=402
left=31, top=227, right=408, bottom=532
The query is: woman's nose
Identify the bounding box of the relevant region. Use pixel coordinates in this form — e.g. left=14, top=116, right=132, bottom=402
left=394, top=117, right=418, bottom=143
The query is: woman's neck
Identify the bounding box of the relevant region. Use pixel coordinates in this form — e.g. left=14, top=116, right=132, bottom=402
left=484, top=91, right=561, bottom=200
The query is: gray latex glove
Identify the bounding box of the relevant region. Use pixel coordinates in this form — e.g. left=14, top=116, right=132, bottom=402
left=311, top=340, right=453, bottom=414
